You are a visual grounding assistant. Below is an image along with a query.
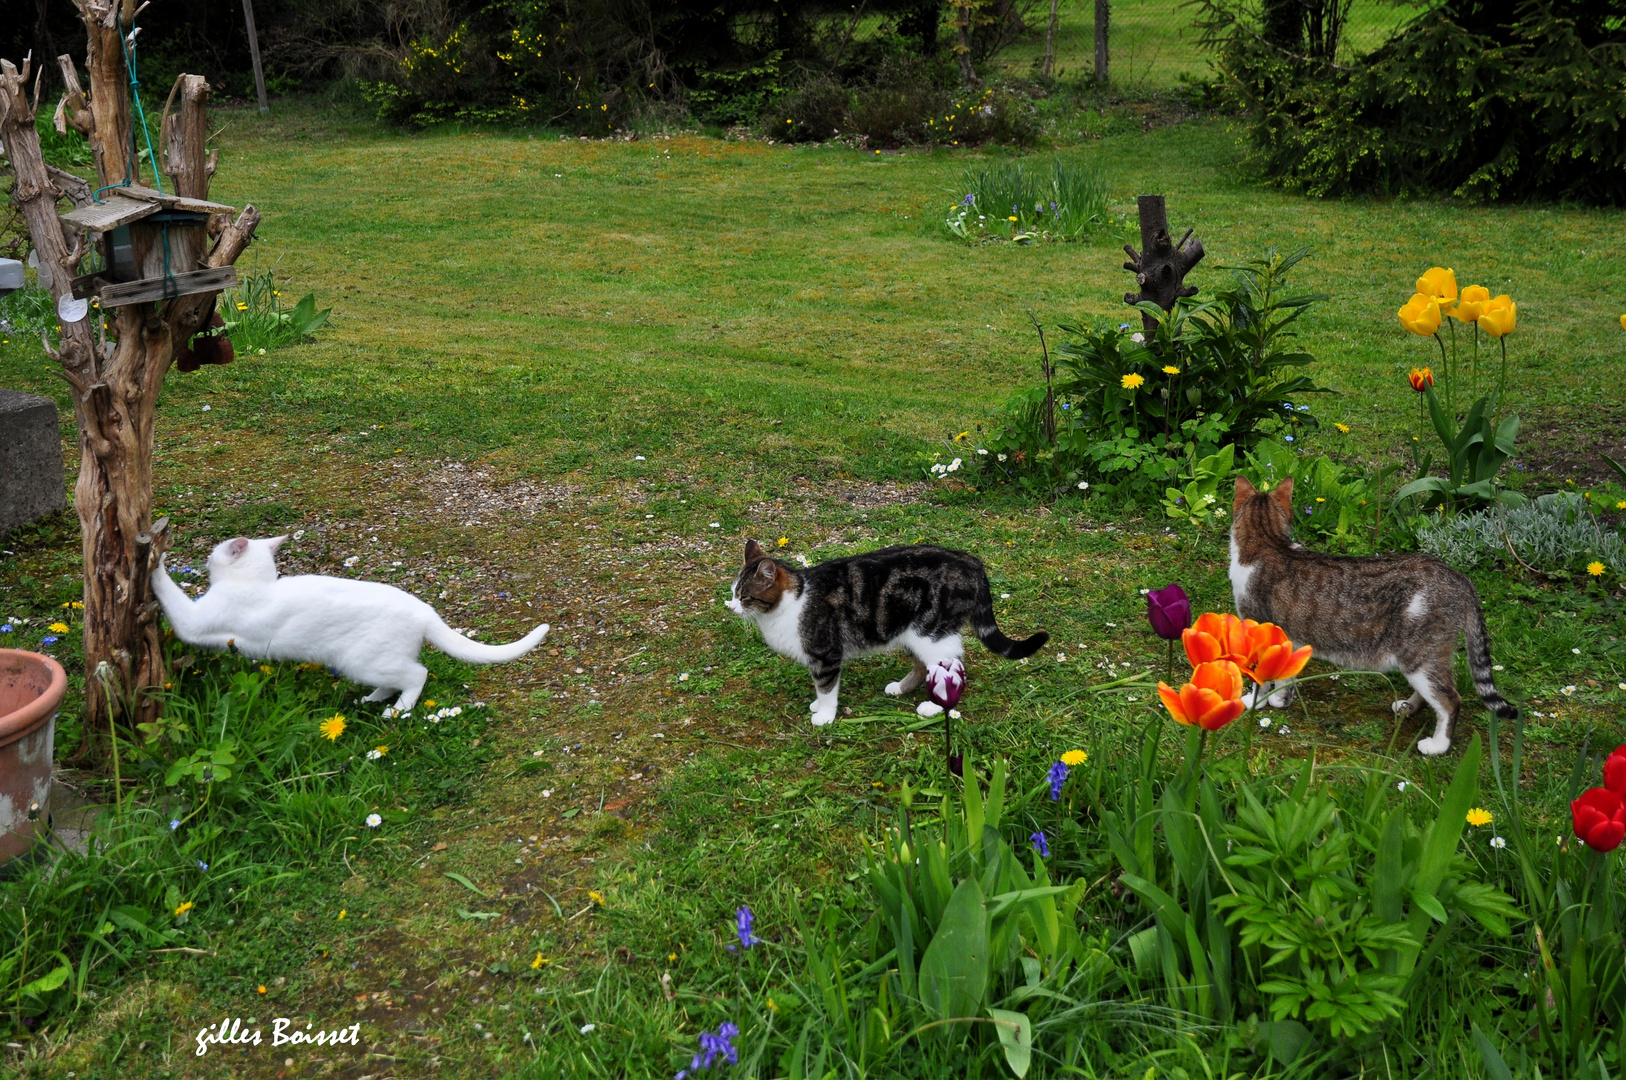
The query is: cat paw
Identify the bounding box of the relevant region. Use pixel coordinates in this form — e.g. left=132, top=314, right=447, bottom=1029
left=810, top=707, right=837, bottom=726
left=916, top=701, right=944, bottom=718
left=1392, top=699, right=1417, bottom=717
left=1417, top=735, right=1452, bottom=757
left=884, top=681, right=906, bottom=696
left=1267, top=686, right=1296, bottom=708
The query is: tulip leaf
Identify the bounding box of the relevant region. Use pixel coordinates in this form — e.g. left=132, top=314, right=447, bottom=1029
left=917, top=878, right=988, bottom=1035
left=986, top=1008, right=1033, bottom=1077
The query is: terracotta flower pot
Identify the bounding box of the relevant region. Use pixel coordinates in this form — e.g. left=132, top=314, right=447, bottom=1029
left=0, top=649, right=67, bottom=863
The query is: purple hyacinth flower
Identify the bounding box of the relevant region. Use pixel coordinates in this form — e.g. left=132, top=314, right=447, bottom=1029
left=1030, top=831, right=1049, bottom=857
left=1145, top=583, right=1191, bottom=641
left=681, top=1022, right=740, bottom=1075
left=926, top=658, right=965, bottom=709
left=736, top=906, right=760, bottom=949
left=1048, top=761, right=1068, bottom=801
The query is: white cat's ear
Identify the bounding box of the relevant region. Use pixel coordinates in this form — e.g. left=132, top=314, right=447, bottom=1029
left=266, top=535, right=289, bottom=553
left=226, top=537, right=250, bottom=560
left=744, top=539, right=764, bottom=563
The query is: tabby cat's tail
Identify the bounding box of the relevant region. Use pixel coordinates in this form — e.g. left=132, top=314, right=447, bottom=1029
left=1465, top=602, right=1517, bottom=719
left=973, top=583, right=1049, bottom=660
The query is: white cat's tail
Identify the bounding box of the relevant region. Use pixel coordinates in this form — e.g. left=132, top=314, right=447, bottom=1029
left=424, top=618, right=550, bottom=664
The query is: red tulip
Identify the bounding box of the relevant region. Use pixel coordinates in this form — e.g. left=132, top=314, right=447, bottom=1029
left=1158, top=660, right=1247, bottom=732
left=1408, top=367, right=1434, bottom=393
left=1571, top=787, right=1626, bottom=853
left=1604, top=745, right=1626, bottom=794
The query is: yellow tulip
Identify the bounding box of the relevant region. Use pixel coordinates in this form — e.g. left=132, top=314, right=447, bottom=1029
left=1453, top=284, right=1491, bottom=323
left=1415, top=267, right=1458, bottom=312
left=1619, top=313, right=1625, bottom=332
left=1397, top=293, right=1441, bottom=337
left=1479, top=295, right=1516, bottom=338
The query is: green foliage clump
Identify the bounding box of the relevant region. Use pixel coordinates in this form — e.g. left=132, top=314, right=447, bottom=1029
left=217, top=271, right=332, bottom=355
left=973, top=248, right=1329, bottom=502
left=945, top=157, right=1109, bottom=242
left=1197, top=0, right=1626, bottom=203
left=1418, top=490, right=1626, bottom=574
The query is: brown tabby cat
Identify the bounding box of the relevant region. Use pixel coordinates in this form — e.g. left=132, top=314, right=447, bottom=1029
left=1229, top=475, right=1516, bottom=756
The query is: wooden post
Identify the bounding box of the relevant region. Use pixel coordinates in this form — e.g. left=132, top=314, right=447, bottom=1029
left=1094, top=0, right=1109, bottom=85
left=0, top=1, right=261, bottom=761
left=1043, top=0, right=1060, bottom=77
left=241, top=0, right=269, bottom=114
left=1122, top=195, right=1203, bottom=335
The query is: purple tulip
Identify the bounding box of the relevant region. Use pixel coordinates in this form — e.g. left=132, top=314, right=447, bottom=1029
left=926, top=659, right=965, bottom=709
left=1145, top=584, right=1191, bottom=641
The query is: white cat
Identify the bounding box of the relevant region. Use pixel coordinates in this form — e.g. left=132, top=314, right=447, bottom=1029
left=151, top=536, right=549, bottom=711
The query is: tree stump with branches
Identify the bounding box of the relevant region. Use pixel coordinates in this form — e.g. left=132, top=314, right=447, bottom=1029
left=1122, top=194, right=1204, bottom=336
left=0, top=0, right=260, bottom=760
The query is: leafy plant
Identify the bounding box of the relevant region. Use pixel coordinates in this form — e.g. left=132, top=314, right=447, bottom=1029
left=217, top=271, right=332, bottom=354
left=1162, top=443, right=1236, bottom=532
left=1417, top=490, right=1626, bottom=575
left=1242, top=439, right=1404, bottom=550
left=946, top=157, right=1109, bottom=243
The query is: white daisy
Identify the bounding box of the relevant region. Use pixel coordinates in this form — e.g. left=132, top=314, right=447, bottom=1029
left=366, top=813, right=382, bottom=828
left=1490, top=836, right=1506, bottom=849
left=343, top=556, right=360, bottom=567
left=1077, top=481, right=1089, bottom=490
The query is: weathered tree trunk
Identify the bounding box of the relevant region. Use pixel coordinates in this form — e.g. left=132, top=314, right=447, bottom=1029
left=1122, top=195, right=1203, bottom=335
left=1043, top=0, right=1060, bottom=77
left=1094, top=0, right=1109, bottom=85
left=954, top=1, right=977, bottom=83
left=0, top=0, right=260, bottom=760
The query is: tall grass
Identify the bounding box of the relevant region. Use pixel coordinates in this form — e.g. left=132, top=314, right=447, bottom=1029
left=951, top=158, right=1110, bottom=241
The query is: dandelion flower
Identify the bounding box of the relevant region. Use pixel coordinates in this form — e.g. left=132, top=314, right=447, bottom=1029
left=1060, top=749, right=1087, bottom=766
left=777, top=537, right=788, bottom=547
left=1466, top=807, right=1493, bottom=827
left=1335, top=423, right=1350, bottom=433
left=47, top=622, right=68, bottom=633
left=1588, top=561, right=1606, bottom=577
left=366, top=813, right=382, bottom=828
left=532, top=953, right=545, bottom=969
left=1162, top=366, right=1180, bottom=375
left=1121, top=373, right=1145, bottom=390
left=319, top=715, right=346, bottom=741
left=258, top=985, right=267, bottom=994
left=589, top=890, right=605, bottom=905
left=174, top=900, right=194, bottom=917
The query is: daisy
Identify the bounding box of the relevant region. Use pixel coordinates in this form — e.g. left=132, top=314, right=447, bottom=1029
left=366, top=813, right=382, bottom=828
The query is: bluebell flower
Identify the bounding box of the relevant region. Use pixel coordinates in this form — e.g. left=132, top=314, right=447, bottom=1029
left=0, top=624, right=11, bottom=633
left=678, top=1022, right=740, bottom=1076
left=736, top=906, right=761, bottom=949
left=1048, top=761, right=1068, bottom=801
left=170, top=819, right=181, bottom=831
left=40, top=636, right=58, bottom=646
left=1305, top=506, right=1313, bottom=515
left=1030, top=831, right=1049, bottom=857
left=962, top=193, right=975, bottom=206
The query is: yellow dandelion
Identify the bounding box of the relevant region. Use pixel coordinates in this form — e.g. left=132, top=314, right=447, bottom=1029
left=1060, top=749, right=1088, bottom=766
left=338, top=909, right=346, bottom=920
left=373, top=745, right=389, bottom=756
left=47, top=622, right=68, bottom=633
left=1588, top=561, right=1606, bottom=577
left=1466, top=808, right=1492, bottom=827
left=259, top=664, right=273, bottom=675
left=1161, top=366, right=1180, bottom=375
left=174, top=900, right=194, bottom=917
left=589, top=890, right=605, bottom=906
left=531, top=953, right=546, bottom=970
left=424, top=700, right=437, bottom=708
left=257, top=985, right=267, bottom=994
left=1121, top=373, right=1145, bottom=390
left=1007, top=215, right=1018, bottom=222
left=319, top=715, right=346, bottom=741
left=1335, top=423, right=1350, bottom=433
left=777, top=537, right=788, bottom=547
left=71, top=601, right=83, bottom=609
left=668, top=952, right=677, bottom=963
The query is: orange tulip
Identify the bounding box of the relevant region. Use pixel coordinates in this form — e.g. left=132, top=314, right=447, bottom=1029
left=1182, top=611, right=1253, bottom=668
left=1479, top=295, right=1516, bottom=338
left=1407, top=367, right=1434, bottom=393
left=1241, top=622, right=1313, bottom=684
left=1159, top=660, right=1247, bottom=731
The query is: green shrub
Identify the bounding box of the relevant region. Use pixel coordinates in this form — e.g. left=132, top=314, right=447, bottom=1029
left=969, top=248, right=1330, bottom=501
left=217, top=271, right=332, bottom=355
left=1417, top=491, right=1626, bottom=574
left=1196, top=0, right=1626, bottom=203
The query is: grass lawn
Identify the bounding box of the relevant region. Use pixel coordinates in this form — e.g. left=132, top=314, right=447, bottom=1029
left=1, top=98, right=1624, bottom=1078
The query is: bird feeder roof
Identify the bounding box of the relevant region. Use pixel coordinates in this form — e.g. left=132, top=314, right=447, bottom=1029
left=59, top=183, right=235, bottom=233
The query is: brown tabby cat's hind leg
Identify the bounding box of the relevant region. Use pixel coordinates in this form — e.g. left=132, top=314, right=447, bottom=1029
left=885, top=658, right=929, bottom=697
left=1408, top=663, right=1462, bottom=757
left=1391, top=690, right=1423, bottom=717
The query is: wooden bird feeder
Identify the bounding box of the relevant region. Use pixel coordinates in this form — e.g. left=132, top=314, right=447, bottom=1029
left=62, top=182, right=238, bottom=307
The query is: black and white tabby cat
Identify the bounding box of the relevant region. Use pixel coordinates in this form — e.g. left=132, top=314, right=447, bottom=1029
left=726, top=541, right=1048, bottom=725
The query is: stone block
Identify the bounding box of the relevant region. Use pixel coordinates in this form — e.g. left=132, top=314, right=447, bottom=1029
left=0, top=390, right=66, bottom=537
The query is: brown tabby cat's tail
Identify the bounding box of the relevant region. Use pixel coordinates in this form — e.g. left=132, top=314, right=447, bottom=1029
left=973, top=585, right=1049, bottom=660
left=1466, top=602, right=1518, bottom=719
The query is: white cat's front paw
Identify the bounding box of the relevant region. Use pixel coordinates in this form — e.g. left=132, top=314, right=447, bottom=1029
left=810, top=706, right=837, bottom=726
left=1392, top=698, right=1417, bottom=717
left=1417, top=735, right=1452, bottom=757
left=884, top=680, right=906, bottom=696
left=1267, top=686, right=1295, bottom=708
left=915, top=701, right=944, bottom=718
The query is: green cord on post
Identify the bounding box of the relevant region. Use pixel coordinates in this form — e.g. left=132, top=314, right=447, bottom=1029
left=91, top=20, right=163, bottom=203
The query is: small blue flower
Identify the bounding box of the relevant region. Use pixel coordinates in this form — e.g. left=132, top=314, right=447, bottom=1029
left=0, top=624, right=11, bottom=633
left=1297, top=405, right=1311, bottom=412
left=1048, top=761, right=1068, bottom=801
left=197, top=861, right=208, bottom=871
left=1305, top=506, right=1314, bottom=515
left=961, top=193, right=975, bottom=206
left=681, top=1022, right=740, bottom=1076
left=1119, top=323, right=1130, bottom=330
left=1284, top=435, right=1295, bottom=443
left=736, top=906, right=761, bottom=949
left=170, top=819, right=181, bottom=831
left=1030, top=831, right=1050, bottom=857
left=40, top=636, right=58, bottom=646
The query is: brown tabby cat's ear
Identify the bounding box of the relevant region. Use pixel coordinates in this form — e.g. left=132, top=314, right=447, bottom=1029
left=1234, top=475, right=1258, bottom=502
left=757, top=559, right=778, bottom=581
left=744, top=539, right=764, bottom=564
left=1269, top=475, right=1295, bottom=516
